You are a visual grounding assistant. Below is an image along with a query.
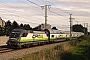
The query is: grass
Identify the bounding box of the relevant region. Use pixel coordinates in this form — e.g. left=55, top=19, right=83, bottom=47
left=11, top=35, right=90, bottom=60
left=60, top=35, right=90, bottom=60
left=11, top=49, right=61, bottom=60
left=10, top=43, right=65, bottom=60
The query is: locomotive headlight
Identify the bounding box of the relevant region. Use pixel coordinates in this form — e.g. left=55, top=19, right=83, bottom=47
left=10, top=38, right=18, bottom=40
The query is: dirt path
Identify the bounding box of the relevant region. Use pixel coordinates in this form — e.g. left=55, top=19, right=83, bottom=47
left=0, top=36, right=9, bottom=46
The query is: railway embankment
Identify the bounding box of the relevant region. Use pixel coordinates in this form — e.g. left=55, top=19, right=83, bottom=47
left=0, top=35, right=90, bottom=60
left=0, top=40, right=68, bottom=60
left=12, top=35, right=90, bottom=60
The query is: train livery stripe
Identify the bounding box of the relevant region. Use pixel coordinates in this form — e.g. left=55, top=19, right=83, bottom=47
left=20, top=38, right=57, bottom=42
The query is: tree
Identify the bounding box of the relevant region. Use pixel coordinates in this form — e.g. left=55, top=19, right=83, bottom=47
left=72, top=24, right=87, bottom=34
left=11, top=21, right=19, bottom=29
left=23, top=24, right=32, bottom=30
left=4, top=20, right=12, bottom=36
left=0, top=26, right=4, bottom=36
left=5, top=20, right=19, bottom=36
left=52, top=27, right=58, bottom=30
left=20, top=23, right=24, bottom=29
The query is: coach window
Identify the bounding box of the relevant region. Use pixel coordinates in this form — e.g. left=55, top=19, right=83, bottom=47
left=22, top=33, right=28, bottom=37
left=51, top=35, right=54, bottom=37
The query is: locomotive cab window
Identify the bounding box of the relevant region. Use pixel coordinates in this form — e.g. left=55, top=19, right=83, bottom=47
left=21, top=33, right=28, bottom=37
left=10, top=32, right=20, bottom=38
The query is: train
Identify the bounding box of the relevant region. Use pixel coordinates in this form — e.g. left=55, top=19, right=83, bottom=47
left=6, top=29, right=84, bottom=48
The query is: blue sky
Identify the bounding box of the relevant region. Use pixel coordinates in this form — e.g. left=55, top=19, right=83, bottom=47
left=0, top=0, right=90, bottom=31
left=1, top=0, right=20, bottom=3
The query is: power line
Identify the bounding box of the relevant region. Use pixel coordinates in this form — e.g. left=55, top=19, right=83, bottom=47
left=41, top=0, right=54, bottom=5
left=48, top=10, right=68, bottom=19
left=17, top=0, right=41, bottom=8
left=26, top=0, right=41, bottom=7
left=26, top=0, right=67, bottom=18
left=0, top=0, right=44, bottom=23
left=39, top=0, right=69, bottom=19
left=20, top=0, right=68, bottom=21
left=48, top=10, right=63, bottom=16
left=41, top=0, right=69, bottom=14
left=0, top=8, right=44, bottom=25
left=16, top=0, right=45, bottom=16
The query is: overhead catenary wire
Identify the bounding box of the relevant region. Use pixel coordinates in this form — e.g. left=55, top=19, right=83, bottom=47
left=0, top=0, right=72, bottom=28
left=26, top=0, right=70, bottom=27
left=0, top=9, right=43, bottom=26
left=41, top=0, right=82, bottom=26
left=38, top=0, right=69, bottom=19
left=41, top=0, right=69, bottom=14
left=0, top=0, right=45, bottom=25
left=19, top=0, right=69, bottom=20
left=17, top=0, right=42, bottom=9
left=0, top=1, right=42, bottom=17
left=26, top=0, right=41, bottom=7
left=41, top=0, right=89, bottom=25
left=25, top=0, right=67, bottom=18
left=26, top=1, right=69, bottom=25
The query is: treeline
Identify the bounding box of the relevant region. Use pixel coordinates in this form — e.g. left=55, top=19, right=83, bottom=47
left=0, top=20, right=32, bottom=36
left=0, top=20, right=90, bottom=36
left=72, top=24, right=90, bottom=35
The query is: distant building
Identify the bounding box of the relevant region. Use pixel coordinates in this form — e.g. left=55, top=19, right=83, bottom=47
left=0, top=17, right=5, bottom=28
left=33, top=24, right=51, bottom=30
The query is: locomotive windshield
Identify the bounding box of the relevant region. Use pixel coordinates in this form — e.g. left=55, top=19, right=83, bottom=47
left=10, top=31, right=20, bottom=38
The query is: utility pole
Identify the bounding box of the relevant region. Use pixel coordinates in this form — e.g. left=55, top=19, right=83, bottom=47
left=84, top=23, right=86, bottom=35
left=89, top=26, right=90, bottom=34
left=83, top=23, right=88, bottom=35
left=86, top=23, right=88, bottom=35
left=70, top=14, right=72, bottom=41
left=41, top=5, right=51, bottom=29
left=69, top=14, right=75, bottom=40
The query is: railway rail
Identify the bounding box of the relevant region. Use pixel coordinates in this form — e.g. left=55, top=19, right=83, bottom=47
left=0, top=39, right=67, bottom=54
left=0, top=41, right=68, bottom=60
left=0, top=45, right=16, bottom=53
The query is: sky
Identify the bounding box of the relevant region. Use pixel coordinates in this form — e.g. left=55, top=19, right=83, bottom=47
left=0, top=0, right=90, bottom=31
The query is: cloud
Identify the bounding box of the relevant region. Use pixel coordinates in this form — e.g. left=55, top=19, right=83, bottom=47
left=0, top=0, right=90, bottom=31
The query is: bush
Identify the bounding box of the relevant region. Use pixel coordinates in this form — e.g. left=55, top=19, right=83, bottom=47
left=72, top=42, right=90, bottom=60
left=69, top=35, right=90, bottom=46
left=69, top=40, right=79, bottom=46
left=0, top=30, right=5, bottom=36
left=77, top=35, right=90, bottom=42
left=60, top=51, right=72, bottom=60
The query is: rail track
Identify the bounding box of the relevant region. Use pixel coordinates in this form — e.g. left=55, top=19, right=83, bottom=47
left=0, top=45, right=17, bottom=53
left=0, top=39, right=67, bottom=54
left=0, top=41, right=68, bottom=60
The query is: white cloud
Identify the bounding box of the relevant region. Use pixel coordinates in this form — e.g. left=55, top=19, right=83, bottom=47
left=0, top=0, right=90, bottom=31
